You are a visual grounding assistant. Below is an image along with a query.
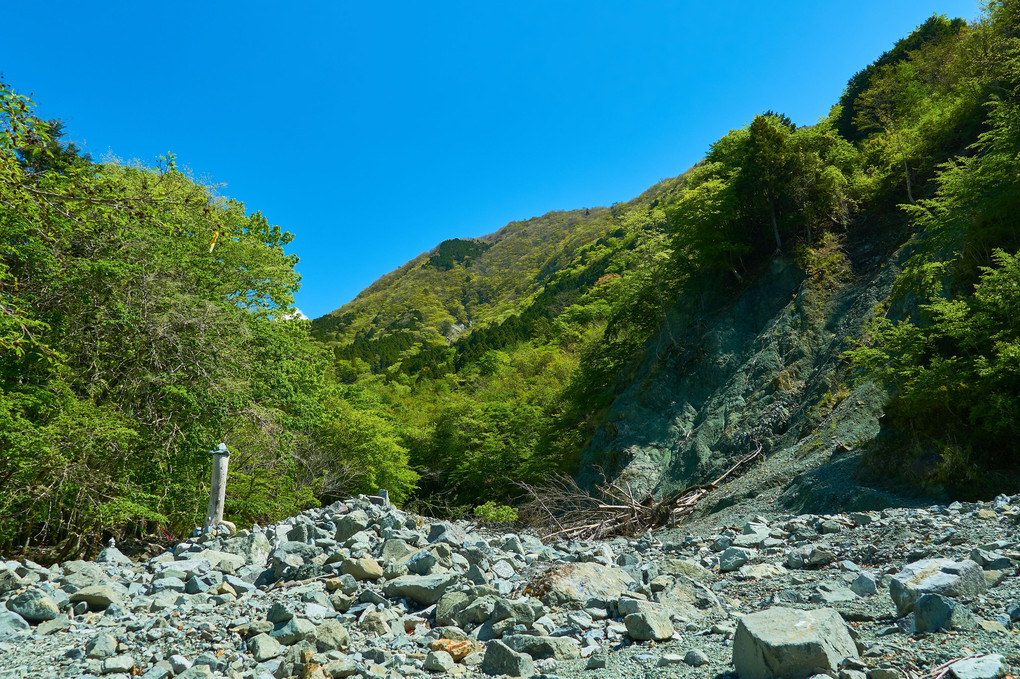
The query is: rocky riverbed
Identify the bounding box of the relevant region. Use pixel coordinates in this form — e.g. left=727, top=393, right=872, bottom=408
left=1, top=494, right=1019, bottom=679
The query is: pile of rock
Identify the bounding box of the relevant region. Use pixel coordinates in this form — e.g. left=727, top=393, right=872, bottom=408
left=0, top=494, right=1017, bottom=679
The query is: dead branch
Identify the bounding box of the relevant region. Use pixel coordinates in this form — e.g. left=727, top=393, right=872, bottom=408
left=518, top=442, right=764, bottom=541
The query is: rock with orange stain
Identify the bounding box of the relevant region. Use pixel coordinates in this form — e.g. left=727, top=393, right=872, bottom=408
left=430, top=638, right=481, bottom=662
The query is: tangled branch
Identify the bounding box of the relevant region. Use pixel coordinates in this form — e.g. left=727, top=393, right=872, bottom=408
left=519, top=442, right=763, bottom=541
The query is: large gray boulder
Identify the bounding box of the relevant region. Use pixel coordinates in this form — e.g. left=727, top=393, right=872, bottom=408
left=68, top=584, right=121, bottom=611
left=625, top=609, right=674, bottom=641
left=481, top=639, right=534, bottom=677
left=6, top=588, right=60, bottom=623
left=888, top=559, right=986, bottom=616
left=502, top=634, right=580, bottom=660
left=0, top=611, right=30, bottom=639
left=733, top=607, right=858, bottom=679
left=383, top=573, right=459, bottom=606
left=913, top=593, right=977, bottom=633
left=533, top=562, right=634, bottom=607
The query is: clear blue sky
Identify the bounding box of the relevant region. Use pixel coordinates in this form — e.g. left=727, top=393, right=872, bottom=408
left=2, top=1, right=981, bottom=318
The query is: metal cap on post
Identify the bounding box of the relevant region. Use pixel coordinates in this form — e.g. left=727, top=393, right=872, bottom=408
left=202, top=443, right=230, bottom=535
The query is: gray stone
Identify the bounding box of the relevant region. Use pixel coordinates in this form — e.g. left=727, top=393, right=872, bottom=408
left=406, top=550, right=439, bottom=576
left=69, top=584, right=121, bottom=611
left=424, top=650, right=456, bottom=672
left=6, top=588, right=60, bottom=623
left=36, top=614, right=70, bottom=635
left=96, top=546, right=133, bottom=565
left=86, top=632, right=118, bottom=659
left=948, top=655, right=1007, bottom=679
left=586, top=647, right=608, bottom=669
left=851, top=572, right=878, bottom=597
left=913, top=594, right=977, bottom=633
left=889, top=559, right=987, bottom=616
left=481, top=639, right=534, bottom=677
left=139, top=665, right=172, bottom=679
left=0, top=610, right=30, bottom=638
left=193, top=549, right=246, bottom=573
left=380, top=538, right=415, bottom=561
left=175, top=667, right=214, bottom=679
left=719, top=547, right=755, bottom=572
left=685, top=649, right=710, bottom=667
left=324, top=656, right=359, bottom=678
left=315, top=618, right=350, bottom=651
left=149, top=576, right=186, bottom=593
left=247, top=633, right=283, bottom=662
left=168, top=654, right=192, bottom=674
left=335, top=510, right=370, bottom=542
left=0, top=567, right=25, bottom=595
left=503, top=634, right=580, bottom=659
left=787, top=545, right=836, bottom=569
left=536, top=562, right=635, bottom=607
left=625, top=609, right=674, bottom=641
left=382, top=573, right=459, bottom=606
left=733, top=607, right=858, bottom=679
left=428, top=521, right=469, bottom=546
left=267, top=601, right=295, bottom=623
left=271, top=617, right=316, bottom=645
left=102, top=655, right=136, bottom=674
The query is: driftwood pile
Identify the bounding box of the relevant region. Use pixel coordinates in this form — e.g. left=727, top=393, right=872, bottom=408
left=519, top=443, right=763, bottom=541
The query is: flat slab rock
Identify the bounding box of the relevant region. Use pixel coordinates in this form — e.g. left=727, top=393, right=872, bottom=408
left=733, top=606, right=858, bottom=679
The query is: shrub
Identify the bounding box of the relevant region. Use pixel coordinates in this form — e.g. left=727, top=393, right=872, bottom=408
left=473, top=501, right=518, bottom=524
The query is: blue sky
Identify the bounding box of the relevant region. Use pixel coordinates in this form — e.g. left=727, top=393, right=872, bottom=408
left=2, top=1, right=981, bottom=318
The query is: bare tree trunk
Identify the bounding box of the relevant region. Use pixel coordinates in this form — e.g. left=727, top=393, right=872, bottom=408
left=770, top=197, right=783, bottom=252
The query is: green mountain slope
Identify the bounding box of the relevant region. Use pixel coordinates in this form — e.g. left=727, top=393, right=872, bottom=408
left=310, top=4, right=1020, bottom=513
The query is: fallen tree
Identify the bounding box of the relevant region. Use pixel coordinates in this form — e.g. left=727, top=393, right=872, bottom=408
left=519, top=442, right=764, bottom=541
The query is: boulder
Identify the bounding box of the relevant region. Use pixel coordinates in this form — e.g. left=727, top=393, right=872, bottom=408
left=95, top=546, right=133, bottom=565
left=0, top=611, right=30, bottom=639
left=383, top=573, right=459, bottom=606
left=425, top=650, right=455, bottom=672
left=888, top=559, right=986, bottom=616
left=948, top=655, right=1008, bottom=679
left=719, top=547, right=756, bottom=572
left=315, top=619, right=350, bottom=651
left=68, top=584, right=121, bottom=611
left=733, top=607, right=858, bottom=679
left=502, top=634, right=580, bottom=659
left=6, top=588, right=60, bottom=623
left=533, top=562, right=634, bottom=607
left=427, top=521, right=469, bottom=546
left=335, top=511, right=370, bottom=542
left=248, top=633, right=283, bottom=662
left=625, top=609, right=674, bottom=641
left=193, top=549, right=246, bottom=574
left=341, top=556, right=383, bottom=581
left=481, top=639, right=534, bottom=677
left=913, top=593, right=977, bottom=633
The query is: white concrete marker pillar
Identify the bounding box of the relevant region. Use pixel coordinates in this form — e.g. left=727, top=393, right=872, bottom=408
left=202, top=443, right=230, bottom=534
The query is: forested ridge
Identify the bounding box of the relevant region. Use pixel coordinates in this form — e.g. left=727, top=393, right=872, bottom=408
left=4, top=1, right=1020, bottom=558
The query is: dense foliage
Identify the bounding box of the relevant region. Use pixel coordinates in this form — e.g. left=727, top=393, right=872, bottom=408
left=847, top=0, right=1020, bottom=493
left=0, top=86, right=417, bottom=557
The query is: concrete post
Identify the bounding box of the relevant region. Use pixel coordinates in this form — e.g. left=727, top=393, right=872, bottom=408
left=202, top=443, right=230, bottom=533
